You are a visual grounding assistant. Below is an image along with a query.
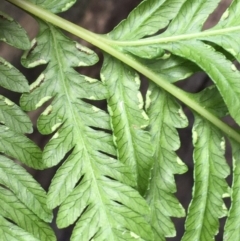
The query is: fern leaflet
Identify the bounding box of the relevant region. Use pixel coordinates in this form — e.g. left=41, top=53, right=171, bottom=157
left=0, top=11, right=54, bottom=241
left=20, top=18, right=153, bottom=240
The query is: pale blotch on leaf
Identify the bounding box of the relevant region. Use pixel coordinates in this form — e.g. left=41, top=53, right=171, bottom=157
left=141, top=111, right=149, bottom=121
left=222, top=192, right=230, bottom=198
left=100, top=73, right=106, bottom=83
left=145, top=90, right=152, bottom=110
left=113, top=134, right=117, bottom=146
left=233, top=157, right=236, bottom=169
left=192, top=129, right=198, bottom=145
left=176, top=156, right=185, bottom=166
left=134, top=73, right=141, bottom=86
left=85, top=76, right=98, bottom=83
left=78, top=61, right=88, bottom=66
left=222, top=203, right=228, bottom=212
left=137, top=91, right=144, bottom=109
left=92, top=106, right=99, bottom=112
left=204, top=43, right=214, bottom=50
left=178, top=108, right=187, bottom=120
left=61, top=1, right=76, bottom=11
left=107, top=105, right=113, bottom=116
left=30, top=73, right=45, bottom=92
left=226, top=48, right=237, bottom=57
left=52, top=132, right=59, bottom=139
left=51, top=123, right=62, bottom=132
left=28, top=59, right=47, bottom=68
left=130, top=231, right=140, bottom=239
left=220, top=137, right=226, bottom=152
left=0, top=59, right=12, bottom=69
left=221, top=9, right=229, bottom=21
left=160, top=52, right=171, bottom=60
left=119, top=101, right=124, bottom=112
left=42, top=105, right=53, bottom=116
left=35, top=96, right=52, bottom=108
left=22, top=38, right=36, bottom=60
left=231, top=63, right=237, bottom=72
left=76, top=43, right=94, bottom=55
left=89, top=96, right=96, bottom=100
left=4, top=98, right=14, bottom=106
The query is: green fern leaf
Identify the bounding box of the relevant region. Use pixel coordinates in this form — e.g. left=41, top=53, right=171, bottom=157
left=224, top=140, right=240, bottom=241
left=182, top=114, right=230, bottom=241
left=0, top=11, right=54, bottom=239
left=139, top=55, right=199, bottom=83
left=0, top=215, right=39, bottom=241
left=0, top=12, right=31, bottom=132
left=161, top=41, right=240, bottom=125
left=0, top=94, right=31, bottom=133
left=178, top=86, right=229, bottom=241
left=163, top=0, right=220, bottom=35
left=109, top=0, right=185, bottom=40
left=0, top=56, right=29, bottom=93
left=201, top=0, right=240, bottom=61
left=180, top=86, right=229, bottom=240
left=27, top=0, right=76, bottom=13
left=123, top=45, right=165, bottom=60
left=20, top=20, right=153, bottom=240
left=145, top=83, right=188, bottom=240
left=0, top=11, right=30, bottom=50
left=190, top=86, right=228, bottom=118
left=0, top=155, right=55, bottom=240
left=0, top=126, right=43, bottom=169
left=101, top=54, right=154, bottom=196
left=149, top=0, right=240, bottom=125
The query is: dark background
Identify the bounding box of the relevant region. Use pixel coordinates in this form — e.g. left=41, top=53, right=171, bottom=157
left=0, top=0, right=234, bottom=240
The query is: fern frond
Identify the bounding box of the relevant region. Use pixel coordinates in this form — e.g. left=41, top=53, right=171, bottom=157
left=200, top=0, right=240, bottom=61
left=101, top=55, right=154, bottom=195
left=0, top=56, right=30, bottom=94
left=0, top=11, right=30, bottom=50
left=105, top=1, right=199, bottom=238
left=161, top=40, right=240, bottom=125
left=109, top=0, right=185, bottom=40
left=147, top=0, right=240, bottom=125
left=20, top=20, right=153, bottom=240
left=0, top=11, right=55, bottom=240
left=0, top=215, right=39, bottom=241
left=182, top=115, right=229, bottom=240
left=139, top=55, right=199, bottom=83
left=26, top=0, right=76, bottom=13
left=224, top=140, right=240, bottom=241
left=0, top=156, right=55, bottom=240
left=145, top=83, right=188, bottom=240
left=181, top=87, right=230, bottom=241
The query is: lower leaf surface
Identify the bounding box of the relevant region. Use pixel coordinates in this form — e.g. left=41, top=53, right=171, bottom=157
left=182, top=114, right=230, bottom=241
left=224, top=140, right=240, bottom=241
left=146, top=83, right=188, bottom=240
left=0, top=156, right=55, bottom=240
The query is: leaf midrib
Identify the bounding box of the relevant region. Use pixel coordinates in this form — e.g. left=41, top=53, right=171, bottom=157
left=50, top=25, right=116, bottom=240
left=106, top=25, right=240, bottom=46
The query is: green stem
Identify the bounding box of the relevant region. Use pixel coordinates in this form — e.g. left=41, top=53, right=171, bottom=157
left=6, top=0, right=240, bottom=144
